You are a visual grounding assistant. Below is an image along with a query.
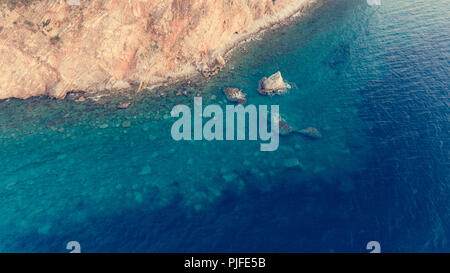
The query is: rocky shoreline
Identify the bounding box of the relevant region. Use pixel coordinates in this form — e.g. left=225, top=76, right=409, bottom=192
left=0, top=0, right=319, bottom=100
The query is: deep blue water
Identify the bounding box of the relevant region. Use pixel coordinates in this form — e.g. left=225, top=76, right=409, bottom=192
left=0, top=0, right=448, bottom=252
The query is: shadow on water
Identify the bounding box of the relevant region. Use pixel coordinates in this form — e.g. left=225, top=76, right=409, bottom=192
left=8, top=166, right=388, bottom=253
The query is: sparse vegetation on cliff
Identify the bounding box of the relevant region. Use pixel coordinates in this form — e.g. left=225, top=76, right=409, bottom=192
left=42, top=19, right=51, bottom=27
left=50, top=35, right=60, bottom=45
left=24, top=20, right=34, bottom=27
left=0, top=0, right=39, bottom=9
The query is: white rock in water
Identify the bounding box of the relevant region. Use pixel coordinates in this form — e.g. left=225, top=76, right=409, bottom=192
left=258, top=71, right=288, bottom=95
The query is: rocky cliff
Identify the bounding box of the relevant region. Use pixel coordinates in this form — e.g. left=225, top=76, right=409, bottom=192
left=0, top=0, right=314, bottom=99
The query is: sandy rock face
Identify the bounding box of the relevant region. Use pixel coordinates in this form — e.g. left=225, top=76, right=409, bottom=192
left=0, top=0, right=313, bottom=100
left=0, top=43, right=59, bottom=98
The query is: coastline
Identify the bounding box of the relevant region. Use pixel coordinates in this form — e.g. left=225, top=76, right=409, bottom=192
left=141, top=0, right=320, bottom=94
left=1, top=0, right=448, bottom=253
left=0, top=0, right=320, bottom=101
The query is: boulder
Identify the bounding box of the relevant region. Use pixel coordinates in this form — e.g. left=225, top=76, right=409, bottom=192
left=200, top=55, right=227, bottom=78
left=112, top=80, right=131, bottom=90
left=272, top=114, right=294, bottom=136
left=279, top=119, right=294, bottom=136
left=117, top=102, right=131, bottom=109
left=215, top=55, right=226, bottom=67
left=223, top=88, right=247, bottom=104
left=298, top=127, right=322, bottom=139
left=258, top=71, right=287, bottom=95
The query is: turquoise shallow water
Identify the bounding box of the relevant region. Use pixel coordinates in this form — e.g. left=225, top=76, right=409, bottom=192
left=0, top=0, right=448, bottom=252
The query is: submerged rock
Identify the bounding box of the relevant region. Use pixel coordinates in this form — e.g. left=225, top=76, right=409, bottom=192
left=279, top=119, right=294, bottom=136
left=223, top=88, right=247, bottom=104
left=139, top=165, right=152, bottom=175
left=37, top=223, right=52, bottom=235
left=298, top=127, right=322, bottom=139
left=122, top=121, right=131, bottom=128
left=275, top=116, right=322, bottom=140
left=117, top=102, right=131, bottom=109
left=283, top=158, right=303, bottom=169
left=258, top=71, right=288, bottom=95
left=273, top=114, right=294, bottom=136
left=134, top=192, right=144, bottom=203
left=222, top=173, right=238, bottom=183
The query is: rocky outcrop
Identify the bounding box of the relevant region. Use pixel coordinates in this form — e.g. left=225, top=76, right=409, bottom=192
left=279, top=119, right=294, bottom=136
left=201, top=55, right=227, bottom=78
left=276, top=116, right=322, bottom=139
left=223, top=88, right=247, bottom=104
left=0, top=0, right=315, bottom=100
left=258, top=71, right=290, bottom=95
left=298, top=127, right=322, bottom=139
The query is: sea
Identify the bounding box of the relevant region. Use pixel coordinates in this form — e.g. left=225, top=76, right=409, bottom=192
left=0, top=0, right=448, bottom=252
